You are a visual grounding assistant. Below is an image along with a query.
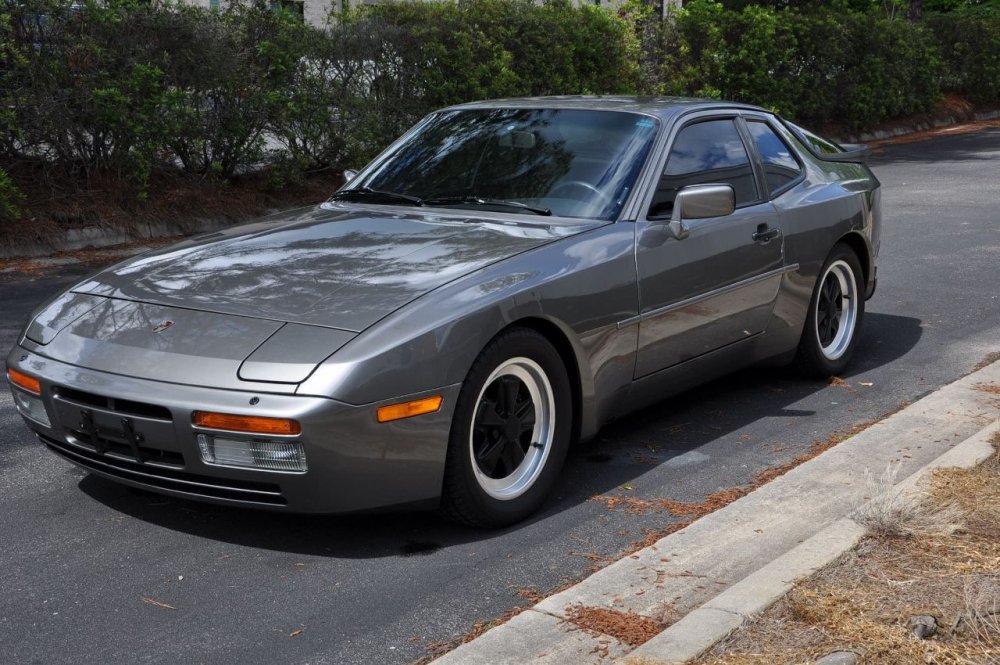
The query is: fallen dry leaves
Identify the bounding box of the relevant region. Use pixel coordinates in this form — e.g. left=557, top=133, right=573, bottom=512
left=592, top=423, right=873, bottom=522
left=973, top=351, right=1000, bottom=372
left=563, top=604, right=667, bottom=647
left=972, top=382, right=1000, bottom=396
left=141, top=597, right=176, bottom=610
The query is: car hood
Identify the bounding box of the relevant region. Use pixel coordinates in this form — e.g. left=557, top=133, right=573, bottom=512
left=72, top=204, right=599, bottom=332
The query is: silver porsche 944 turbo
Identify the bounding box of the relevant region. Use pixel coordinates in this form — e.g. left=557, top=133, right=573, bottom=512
left=6, top=97, right=880, bottom=526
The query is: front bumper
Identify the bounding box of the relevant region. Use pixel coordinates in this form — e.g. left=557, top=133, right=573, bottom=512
left=6, top=347, right=460, bottom=514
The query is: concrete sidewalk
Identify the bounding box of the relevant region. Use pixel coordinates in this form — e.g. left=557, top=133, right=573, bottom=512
left=434, top=360, right=1000, bottom=665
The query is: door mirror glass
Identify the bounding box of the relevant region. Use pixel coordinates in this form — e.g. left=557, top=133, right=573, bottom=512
left=674, top=184, right=735, bottom=221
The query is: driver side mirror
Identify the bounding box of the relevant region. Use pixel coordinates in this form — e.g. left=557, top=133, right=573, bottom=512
left=667, top=184, right=736, bottom=240
left=342, top=169, right=358, bottom=186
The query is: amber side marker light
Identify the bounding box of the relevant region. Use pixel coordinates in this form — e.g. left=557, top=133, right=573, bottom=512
left=192, top=411, right=301, bottom=436
left=7, top=368, right=41, bottom=395
left=377, top=395, right=443, bottom=423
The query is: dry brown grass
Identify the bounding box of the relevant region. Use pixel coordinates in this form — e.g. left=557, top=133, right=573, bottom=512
left=694, top=428, right=1000, bottom=665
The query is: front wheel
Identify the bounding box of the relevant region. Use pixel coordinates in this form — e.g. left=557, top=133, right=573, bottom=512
left=440, top=328, right=572, bottom=527
left=795, top=244, right=865, bottom=378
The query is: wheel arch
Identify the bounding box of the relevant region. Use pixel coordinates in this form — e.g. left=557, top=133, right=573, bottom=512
left=836, top=231, right=872, bottom=288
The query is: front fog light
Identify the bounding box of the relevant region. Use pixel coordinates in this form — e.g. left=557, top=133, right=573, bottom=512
left=197, top=434, right=307, bottom=473
left=13, top=390, right=51, bottom=427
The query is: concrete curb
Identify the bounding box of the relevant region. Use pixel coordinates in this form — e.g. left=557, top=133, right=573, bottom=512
left=619, top=418, right=999, bottom=665
left=434, top=361, right=1000, bottom=665
left=841, top=108, right=1000, bottom=143
left=0, top=218, right=232, bottom=260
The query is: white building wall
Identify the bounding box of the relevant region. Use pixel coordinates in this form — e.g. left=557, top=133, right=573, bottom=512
left=303, top=0, right=333, bottom=26
left=181, top=0, right=682, bottom=29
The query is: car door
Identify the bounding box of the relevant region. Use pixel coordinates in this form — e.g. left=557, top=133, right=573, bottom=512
left=633, top=114, right=785, bottom=378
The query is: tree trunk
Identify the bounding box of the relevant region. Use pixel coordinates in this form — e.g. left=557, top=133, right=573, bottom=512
left=908, top=0, right=924, bottom=22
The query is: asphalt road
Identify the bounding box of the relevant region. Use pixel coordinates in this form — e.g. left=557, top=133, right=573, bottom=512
left=1, top=128, right=999, bottom=665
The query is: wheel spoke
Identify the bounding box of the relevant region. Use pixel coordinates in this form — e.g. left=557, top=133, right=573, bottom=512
left=498, top=376, right=520, bottom=415
left=821, top=278, right=834, bottom=306
left=514, top=398, right=535, bottom=423
left=476, top=435, right=506, bottom=475
left=502, top=438, right=526, bottom=474
left=474, top=398, right=505, bottom=428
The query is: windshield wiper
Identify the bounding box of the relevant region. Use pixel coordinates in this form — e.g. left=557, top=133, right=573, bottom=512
left=329, top=187, right=424, bottom=206
left=423, top=195, right=551, bottom=217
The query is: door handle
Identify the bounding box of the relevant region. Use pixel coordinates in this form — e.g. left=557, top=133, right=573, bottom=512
left=752, top=225, right=781, bottom=244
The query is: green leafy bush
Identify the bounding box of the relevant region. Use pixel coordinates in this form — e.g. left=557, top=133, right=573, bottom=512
left=0, top=0, right=998, bottom=233
left=0, top=167, right=22, bottom=222
left=633, top=0, right=942, bottom=130
left=928, top=11, right=1000, bottom=104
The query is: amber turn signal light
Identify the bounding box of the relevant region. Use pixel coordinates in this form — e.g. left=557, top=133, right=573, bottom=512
left=7, top=368, right=41, bottom=395
left=192, top=411, right=301, bottom=435
left=377, top=395, right=443, bottom=423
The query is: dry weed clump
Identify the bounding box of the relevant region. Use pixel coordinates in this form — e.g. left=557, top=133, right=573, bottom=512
left=851, top=462, right=962, bottom=538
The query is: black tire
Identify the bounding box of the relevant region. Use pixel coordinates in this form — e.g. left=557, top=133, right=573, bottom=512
left=440, top=327, right=572, bottom=527
left=795, top=243, right=866, bottom=378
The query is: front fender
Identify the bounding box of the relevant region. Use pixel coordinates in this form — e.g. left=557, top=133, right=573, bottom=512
left=296, top=223, right=640, bottom=438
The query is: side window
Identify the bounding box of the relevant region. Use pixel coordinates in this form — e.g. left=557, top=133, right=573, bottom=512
left=747, top=120, right=802, bottom=196
left=649, top=119, right=758, bottom=218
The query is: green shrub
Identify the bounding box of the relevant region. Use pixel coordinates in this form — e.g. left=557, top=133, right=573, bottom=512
left=928, top=11, right=1000, bottom=104
left=634, top=0, right=942, bottom=130
left=1, top=0, right=998, bottom=228
left=0, top=167, right=22, bottom=223
left=837, top=13, right=942, bottom=129
left=163, top=1, right=300, bottom=179
left=0, top=0, right=187, bottom=188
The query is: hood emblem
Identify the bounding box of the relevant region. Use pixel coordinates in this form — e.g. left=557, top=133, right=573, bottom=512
left=151, top=320, right=174, bottom=334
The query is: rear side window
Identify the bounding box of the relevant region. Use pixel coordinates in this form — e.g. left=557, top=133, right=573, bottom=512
left=785, top=120, right=843, bottom=155
left=649, top=119, right=758, bottom=218
left=747, top=120, right=802, bottom=196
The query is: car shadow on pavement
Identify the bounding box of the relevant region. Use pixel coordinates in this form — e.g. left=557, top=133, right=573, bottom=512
left=76, top=312, right=923, bottom=557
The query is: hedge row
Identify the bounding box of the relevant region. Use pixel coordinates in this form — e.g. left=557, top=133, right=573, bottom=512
left=1, top=0, right=999, bottom=225
left=0, top=0, right=635, bottom=220
left=635, top=0, right=950, bottom=131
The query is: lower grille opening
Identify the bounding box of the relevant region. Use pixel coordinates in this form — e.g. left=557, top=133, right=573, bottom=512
left=42, top=435, right=287, bottom=506
left=55, top=386, right=173, bottom=421
left=68, top=430, right=185, bottom=467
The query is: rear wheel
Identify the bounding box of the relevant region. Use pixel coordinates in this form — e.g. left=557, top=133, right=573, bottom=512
left=440, top=328, right=572, bottom=527
left=795, top=244, right=865, bottom=378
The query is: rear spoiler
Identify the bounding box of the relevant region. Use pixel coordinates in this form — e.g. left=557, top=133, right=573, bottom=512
left=815, top=143, right=871, bottom=164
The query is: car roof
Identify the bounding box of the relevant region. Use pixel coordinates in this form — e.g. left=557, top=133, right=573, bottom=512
left=444, top=95, right=768, bottom=119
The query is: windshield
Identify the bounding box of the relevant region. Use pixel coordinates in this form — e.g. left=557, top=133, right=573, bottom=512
left=351, top=108, right=658, bottom=221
